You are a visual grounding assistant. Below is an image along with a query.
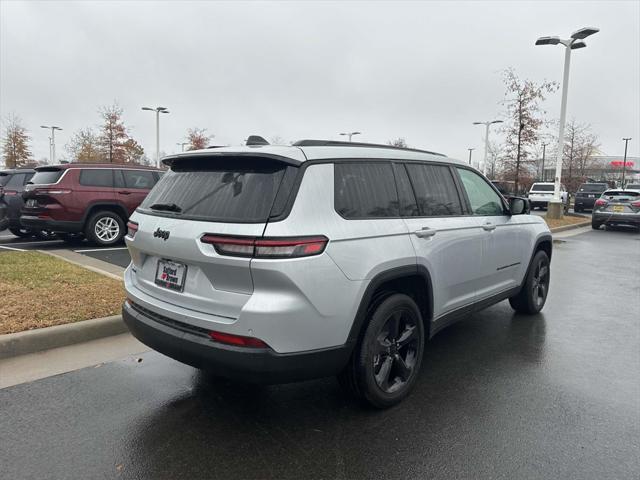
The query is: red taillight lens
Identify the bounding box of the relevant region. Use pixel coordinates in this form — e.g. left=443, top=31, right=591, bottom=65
left=631, top=200, right=640, bottom=208
left=126, top=221, right=139, bottom=238
left=594, top=199, right=608, bottom=207
left=208, top=330, right=269, bottom=348
left=200, top=235, right=328, bottom=259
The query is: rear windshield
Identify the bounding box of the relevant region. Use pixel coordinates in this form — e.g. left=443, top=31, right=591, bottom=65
left=0, top=173, right=10, bottom=187
left=29, top=169, right=64, bottom=185
left=578, top=184, right=607, bottom=192
left=602, top=191, right=640, bottom=198
left=139, top=157, right=293, bottom=223
left=530, top=183, right=554, bottom=192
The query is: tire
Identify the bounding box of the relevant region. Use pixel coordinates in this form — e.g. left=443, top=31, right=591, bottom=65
left=338, top=294, right=425, bottom=409
left=575, top=206, right=582, bottom=213
left=60, top=233, right=84, bottom=245
left=8, top=227, right=31, bottom=238
left=85, top=210, right=125, bottom=246
left=509, top=250, right=550, bottom=315
left=34, top=230, right=57, bottom=240
left=591, top=221, right=602, bottom=230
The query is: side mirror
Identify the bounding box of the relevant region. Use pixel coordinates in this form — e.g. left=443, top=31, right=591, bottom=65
left=509, top=197, right=529, bottom=215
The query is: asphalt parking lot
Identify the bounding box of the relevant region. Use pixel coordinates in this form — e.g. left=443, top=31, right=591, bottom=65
left=1, top=227, right=639, bottom=479
left=0, top=233, right=131, bottom=268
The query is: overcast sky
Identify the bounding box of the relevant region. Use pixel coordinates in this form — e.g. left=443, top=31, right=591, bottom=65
left=1, top=0, right=639, bottom=165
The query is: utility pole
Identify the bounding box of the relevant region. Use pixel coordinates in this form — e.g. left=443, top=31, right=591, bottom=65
left=515, top=102, right=523, bottom=194
left=142, top=106, right=170, bottom=167
left=40, top=125, right=62, bottom=164
left=622, top=137, right=632, bottom=188
left=468, top=148, right=474, bottom=166
left=541, top=142, right=548, bottom=181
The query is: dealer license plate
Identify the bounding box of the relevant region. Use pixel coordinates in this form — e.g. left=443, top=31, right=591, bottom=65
left=613, top=205, right=625, bottom=213
left=155, top=259, right=187, bottom=292
left=25, top=199, right=37, bottom=208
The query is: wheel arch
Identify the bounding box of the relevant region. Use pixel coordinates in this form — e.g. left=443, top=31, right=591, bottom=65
left=346, top=265, right=434, bottom=345
left=83, top=202, right=129, bottom=227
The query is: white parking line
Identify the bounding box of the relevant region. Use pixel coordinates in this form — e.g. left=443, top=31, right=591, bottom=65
left=73, top=247, right=129, bottom=253
left=0, top=239, right=63, bottom=247
left=0, top=245, right=27, bottom=252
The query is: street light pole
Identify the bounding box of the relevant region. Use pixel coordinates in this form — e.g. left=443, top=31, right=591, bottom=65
left=541, top=142, right=548, bottom=181
left=142, top=106, right=170, bottom=167
left=340, top=131, right=361, bottom=142
left=622, top=137, right=632, bottom=188
left=177, top=142, right=189, bottom=152
left=536, top=27, right=599, bottom=219
left=473, top=120, right=503, bottom=176
left=468, top=148, right=474, bottom=166
left=40, top=125, right=63, bottom=164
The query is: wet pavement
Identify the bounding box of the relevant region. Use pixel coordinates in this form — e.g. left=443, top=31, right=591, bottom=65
left=1, top=228, right=639, bottom=479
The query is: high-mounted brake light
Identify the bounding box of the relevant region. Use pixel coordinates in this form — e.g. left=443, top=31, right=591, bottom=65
left=208, top=330, right=269, bottom=348
left=594, top=199, right=608, bottom=207
left=126, top=221, right=139, bottom=238
left=200, top=235, right=329, bottom=258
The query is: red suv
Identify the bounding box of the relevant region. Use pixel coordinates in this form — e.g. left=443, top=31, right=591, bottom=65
left=21, top=163, right=162, bottom=246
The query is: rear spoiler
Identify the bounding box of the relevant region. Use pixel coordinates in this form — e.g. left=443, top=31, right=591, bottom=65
left=162, top=151, right=304, bottom=168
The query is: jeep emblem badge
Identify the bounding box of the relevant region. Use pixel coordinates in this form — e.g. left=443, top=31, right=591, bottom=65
left=154, top=228, right=170, bottom=241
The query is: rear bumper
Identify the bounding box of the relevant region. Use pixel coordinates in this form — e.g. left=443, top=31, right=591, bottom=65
left=19, top=215, right=83, bottom=233
left=122, top=300, right=353, bottom=384
left=593, top=212, right=640, bottom=226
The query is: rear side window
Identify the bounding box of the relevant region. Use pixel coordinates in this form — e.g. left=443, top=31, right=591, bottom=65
left=30, top=170, right=63, bottom=184
left=122, top=170, right=155, bottom=189
left=0, top=173, right=10, bottom=186
left=140, top=157, right=291, bottom=223
left=5, top=173, right=27, bottom=189
left=334, top=163, right=399, bottom=219
left=405, top=164, right=463, bottom=216
left=79, top=169, right=114, bottom=187
left=457, top=168, right=505, bottom=216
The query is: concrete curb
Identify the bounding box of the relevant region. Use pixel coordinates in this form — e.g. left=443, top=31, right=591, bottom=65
left=549, top=220, right=592, bottom=233
left=0, top=315, right=126, bottom=360
left=39, top=249, right=124, bottom=281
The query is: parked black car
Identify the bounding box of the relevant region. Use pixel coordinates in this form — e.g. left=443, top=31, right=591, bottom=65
left=0, top=168, right=38, bottom=236
left=574, top=182, right=608, bottom=212
left=0, top=198, right=8, bottom=231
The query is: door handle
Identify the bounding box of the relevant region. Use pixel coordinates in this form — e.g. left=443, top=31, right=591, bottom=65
left=413, top=227, right=436, bottom=238
left=482, top=222, right=496, bottom=231
left=117, top=191, right=132, bottom=195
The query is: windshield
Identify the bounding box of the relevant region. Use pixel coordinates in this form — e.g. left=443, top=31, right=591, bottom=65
left=578, top=184, right=607, bottom=193
left=530, top=183, right=554, bottom=192
left=29, top=169, right=64, bottom=185
left=139, top=157, right=293, bottom=223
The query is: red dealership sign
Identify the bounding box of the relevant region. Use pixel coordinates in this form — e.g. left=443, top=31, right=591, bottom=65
left=610, top=160, right=634, bottom=167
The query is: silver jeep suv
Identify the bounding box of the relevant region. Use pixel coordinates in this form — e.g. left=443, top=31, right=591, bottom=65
left=123, top=139, right=552, bottom=408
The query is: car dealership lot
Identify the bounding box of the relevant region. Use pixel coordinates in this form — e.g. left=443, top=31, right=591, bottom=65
left=0, top=233, right=131, bottom=268
left=1, top=228, right=638, bottom=479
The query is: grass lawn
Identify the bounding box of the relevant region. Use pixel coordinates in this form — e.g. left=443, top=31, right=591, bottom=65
left=543, top=214, right=591, bottom=230
left=0, top=251, right=125, bottom=335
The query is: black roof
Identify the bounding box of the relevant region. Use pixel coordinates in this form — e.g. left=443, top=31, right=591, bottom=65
left=292, top=139, right=446, bottom=157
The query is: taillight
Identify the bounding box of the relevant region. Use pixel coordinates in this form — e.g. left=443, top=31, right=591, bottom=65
left=631, top=200, right=640, bottom=208
left=594, top=199, right=608, bottom=207
left=126, top=221, right=139, bottom=238
left=208, top=330, right=269, bottom=348
left=200, top=234, right=329, bottom=259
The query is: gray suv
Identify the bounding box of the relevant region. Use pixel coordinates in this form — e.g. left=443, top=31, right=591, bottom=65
left=123, top=139, right=552, bottom=408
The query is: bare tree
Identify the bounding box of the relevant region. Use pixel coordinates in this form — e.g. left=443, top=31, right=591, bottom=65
left=561, top=119, right=600, bottom=190
left=186, top=128, right=212, bottom=151
left=270, top=136, right=287, bottom=145
left=1, top=114, right=32, bottom=168
left=388, top=138, right=408, bottom=148
left=500, top=69, right=558, bottom=192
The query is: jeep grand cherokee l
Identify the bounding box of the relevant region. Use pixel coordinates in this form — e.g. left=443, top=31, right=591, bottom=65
left=21, top=163, right=162, bottom=246
left=122, top=139, right=552, bottom=408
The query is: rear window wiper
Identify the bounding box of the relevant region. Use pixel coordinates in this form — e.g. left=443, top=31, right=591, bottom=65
left=149, top=202, right=182, bottom=213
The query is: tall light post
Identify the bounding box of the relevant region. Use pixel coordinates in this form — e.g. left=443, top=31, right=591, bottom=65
left=473, top=120, right=502, bottom=176
left=541, top=142, right=549, bottom=181
left=622, top=137, right=632, bottom=188
left=468, top=148, right=475, bottom=166
left=142, top=106, right=170, bottom=167
left=40, top=125, right=62, bottom=164
left=340, top=131, right=361, bottom=142
left=536, top=26, right=599, bottom=218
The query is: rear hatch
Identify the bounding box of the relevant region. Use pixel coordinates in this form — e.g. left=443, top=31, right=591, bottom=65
left=22, top=167, right=67, bottom=214
left=529, top=183, right=555, bottom=199
left=575, top=184, right=607, bottom=201
left=597, top=191, right=640, bottom=214
left=127, top=154, right=299, bottom=319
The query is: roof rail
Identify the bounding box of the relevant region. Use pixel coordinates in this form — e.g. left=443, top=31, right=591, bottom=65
left=292, top=139, right=446, bottom=157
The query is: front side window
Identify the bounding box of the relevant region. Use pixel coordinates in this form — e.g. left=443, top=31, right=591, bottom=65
left=334, top=162, right=399, bottom=219
left=79, top=169, right=114, bottom=188
left=456, top=168, right=505, bottom=216
left=405, top=164, right=463, bottom=216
